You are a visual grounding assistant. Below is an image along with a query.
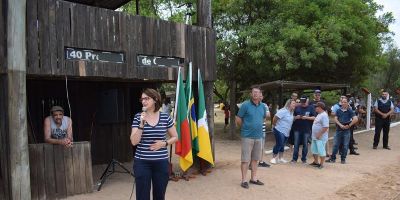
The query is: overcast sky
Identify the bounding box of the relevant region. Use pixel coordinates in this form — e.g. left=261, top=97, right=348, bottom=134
left=375, top=0, right=400, bottom=47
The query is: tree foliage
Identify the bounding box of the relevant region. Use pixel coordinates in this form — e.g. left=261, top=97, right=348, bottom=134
left=121, top=0, right=196, bottom=24
left=212, top=0, right=393, bottom=93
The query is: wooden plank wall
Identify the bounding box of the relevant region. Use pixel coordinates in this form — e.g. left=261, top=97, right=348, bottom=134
left=0, top=0, right=5, bottom=74
left=29, top=142, right=93, bottom=199
left=26, top=0, right=216, bottom=81
left=0, top=75, right=10, bottom=200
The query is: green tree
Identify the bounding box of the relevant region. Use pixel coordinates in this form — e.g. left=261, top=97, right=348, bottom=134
left=212, top=0, right=393, bottom=136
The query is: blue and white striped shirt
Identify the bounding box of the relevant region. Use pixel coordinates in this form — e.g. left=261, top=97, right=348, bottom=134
left=132, top=112, right=174, bottom=160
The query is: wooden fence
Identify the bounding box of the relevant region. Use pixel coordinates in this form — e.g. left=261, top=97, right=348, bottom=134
left=29, top=142, right=93, bottom=199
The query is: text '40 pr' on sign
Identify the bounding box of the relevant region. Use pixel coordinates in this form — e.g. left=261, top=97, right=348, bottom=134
left=65, top=47, right=125, bottom=63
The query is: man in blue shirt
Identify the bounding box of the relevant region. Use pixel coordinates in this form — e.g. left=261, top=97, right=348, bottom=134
left=236, top=86, right=266, bottom=189
left=326, top=98, right=358, bottom=164
left=291, top=96, right=315, bottom=163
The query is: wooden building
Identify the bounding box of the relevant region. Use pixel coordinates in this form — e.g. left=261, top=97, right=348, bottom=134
left=0, top=0, right=215, bottom=199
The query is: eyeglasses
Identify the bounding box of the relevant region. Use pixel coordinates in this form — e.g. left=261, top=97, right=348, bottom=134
left=139, top=97, right=152, bottom=102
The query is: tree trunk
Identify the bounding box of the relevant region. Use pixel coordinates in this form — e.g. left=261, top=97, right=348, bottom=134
left=6, top=0, right=31, bottom=199
left=229, top=80, right=237, bottom=139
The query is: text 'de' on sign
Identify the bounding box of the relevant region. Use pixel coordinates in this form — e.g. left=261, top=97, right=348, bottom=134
left=65, top=47, right=125, bottom=63
left=137, top=55, right=183, bottom=67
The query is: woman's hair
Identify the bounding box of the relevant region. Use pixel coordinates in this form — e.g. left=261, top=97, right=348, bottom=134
left=283, top=99, right=295, bottom=113
left=142, top=88, right=162, bottom=111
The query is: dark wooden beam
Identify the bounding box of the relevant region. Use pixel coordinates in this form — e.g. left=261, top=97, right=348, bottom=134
left=6, top=0, right=31, bottom=199
left=197, top=0, right=211, bottom=28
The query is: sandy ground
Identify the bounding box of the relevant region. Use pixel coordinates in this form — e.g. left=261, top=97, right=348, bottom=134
left=67, top=109, right=400, bottom=200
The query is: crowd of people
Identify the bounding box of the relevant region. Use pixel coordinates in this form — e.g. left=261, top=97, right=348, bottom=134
left=235, top=87, right=396, bottom=189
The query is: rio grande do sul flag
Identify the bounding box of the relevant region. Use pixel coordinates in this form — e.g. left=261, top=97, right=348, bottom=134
left=197, top=69, right=214, bottom=165
left=174, top=67, right=193, bottom=171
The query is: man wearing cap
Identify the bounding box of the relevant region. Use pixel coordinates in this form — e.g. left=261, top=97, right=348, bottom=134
left=373, top=90, right=394, bottom=150
left=291, top=95, right=315, bottom=163
left=44, top=106, right=73, bottom=147
left=309, top=102, right=329, bottom=169
left=309, top=90, right=325, bottom=108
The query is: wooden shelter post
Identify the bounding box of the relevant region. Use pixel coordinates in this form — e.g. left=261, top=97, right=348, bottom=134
left=4, top=0, right=31, bottom=199
left=197, top=0, right=215, bottom=160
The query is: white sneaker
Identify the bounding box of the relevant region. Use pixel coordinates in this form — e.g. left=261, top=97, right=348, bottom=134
left=279, top=158, right=288, bottom=164
left=270, top=157, right=277, bottom=164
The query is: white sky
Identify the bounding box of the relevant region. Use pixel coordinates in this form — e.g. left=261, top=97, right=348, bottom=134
left=375, top=0, right=400, bottom=47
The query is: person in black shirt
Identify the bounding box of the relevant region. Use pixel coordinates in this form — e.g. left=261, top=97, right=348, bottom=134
left=373, top=90, right=395, bottom=150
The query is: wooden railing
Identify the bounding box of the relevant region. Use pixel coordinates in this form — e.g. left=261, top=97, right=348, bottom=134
left=29, top=141, right=93, bottom=199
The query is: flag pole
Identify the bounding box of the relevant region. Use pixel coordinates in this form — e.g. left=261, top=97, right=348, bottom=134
left=170, top=67, right=182, bottom=180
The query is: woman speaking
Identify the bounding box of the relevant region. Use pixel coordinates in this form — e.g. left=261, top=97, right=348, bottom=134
left=130, top=88, right=178, bottom=200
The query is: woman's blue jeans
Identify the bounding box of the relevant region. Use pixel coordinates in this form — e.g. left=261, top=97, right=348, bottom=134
left=133, top=159, right=169, bottom=200
left=273, top=128, right=288, bottom=155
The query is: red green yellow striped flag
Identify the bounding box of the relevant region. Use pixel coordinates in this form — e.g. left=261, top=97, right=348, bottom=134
left=174, top=68, right=193, bottom=171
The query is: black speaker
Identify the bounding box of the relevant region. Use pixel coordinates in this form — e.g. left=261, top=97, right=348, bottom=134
left=97, top=89, right=119, bottom=123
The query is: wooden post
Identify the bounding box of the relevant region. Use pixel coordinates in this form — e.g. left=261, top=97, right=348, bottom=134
left=5, top=0, right=31, bottom=199
left=197, top=0, right=214, bottom=161
left=197, top=0, right=211, bottom=28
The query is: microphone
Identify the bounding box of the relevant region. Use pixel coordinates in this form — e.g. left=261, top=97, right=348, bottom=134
left=141, top=107, right=147, bottom=124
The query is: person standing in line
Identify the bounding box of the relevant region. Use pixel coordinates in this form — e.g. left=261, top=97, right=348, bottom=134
left=291, top=92, right=299, bottom=103
left=224, top=103, right=230, bottom=130
left=130, top=88, right=178, bottom=200
left=258, top=93, right=271, bottom=167
left=326, top=98, right=358, bottom=164
left=309, top=90, right=326, bottom=107
left=373, top=90, right=394, bottom=150
left=270, top=99, right=296, bottom=164
left=309, top=102, right=329, bottom=169
left=236, top=86, right=266, bottom=189
left=331, top=95, right=360, bottom=155
left=161, top=97, right=172, bottom=116
left=309, top=89, right=329, bottom=156
left=291, top=96, right=315, bottom=164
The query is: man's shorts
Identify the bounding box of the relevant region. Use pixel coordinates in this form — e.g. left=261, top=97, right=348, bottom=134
left=241, top=138, right=262, bottom=162
left=311, top=139, right=326, bottom=157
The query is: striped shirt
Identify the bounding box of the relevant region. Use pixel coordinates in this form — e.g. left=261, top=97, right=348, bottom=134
left=132, top=112, right=174, bottom=160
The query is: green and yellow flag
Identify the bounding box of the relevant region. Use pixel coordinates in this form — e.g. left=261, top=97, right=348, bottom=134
left=196, top=69, right=214, bottom=165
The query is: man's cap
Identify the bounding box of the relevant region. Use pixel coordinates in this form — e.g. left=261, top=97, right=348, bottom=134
left=314, top=89, right=321, bottom=94
left=315, top=102, right=326, bottom=110
left=300, top=95, right=307, bottom=103
left=50, top=106, right=64, bottom=113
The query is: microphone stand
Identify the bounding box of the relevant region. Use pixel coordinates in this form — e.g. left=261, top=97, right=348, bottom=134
left=97, top=124, right=134, bottom=191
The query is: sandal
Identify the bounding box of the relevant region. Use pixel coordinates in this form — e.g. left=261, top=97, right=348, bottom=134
left=241, top=182, right=249, bottom=189
left=249, top=179, right=264, bottom=185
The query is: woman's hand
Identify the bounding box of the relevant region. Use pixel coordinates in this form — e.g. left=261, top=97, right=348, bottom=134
left=150, top=140, right=166, bottom=151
